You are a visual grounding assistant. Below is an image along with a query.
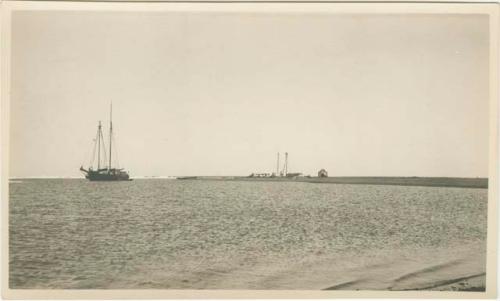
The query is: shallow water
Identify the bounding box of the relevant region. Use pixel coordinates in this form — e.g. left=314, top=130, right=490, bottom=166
left=9, top=179, right=487, bottom=289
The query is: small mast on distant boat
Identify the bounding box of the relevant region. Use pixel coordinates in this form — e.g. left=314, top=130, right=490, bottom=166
left=80, top=104, right=131, bottom=181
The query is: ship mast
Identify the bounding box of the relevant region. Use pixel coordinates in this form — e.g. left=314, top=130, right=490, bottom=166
left=284, top=152, right=288, bottom=176
left=109, top=103, right=112, bottom=171
left=276, top=152, right=280, bottom=176
left=97, top=121, right=102, bottom=170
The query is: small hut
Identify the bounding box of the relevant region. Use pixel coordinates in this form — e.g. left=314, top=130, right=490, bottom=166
left=318, top=169, right=328, bottom=178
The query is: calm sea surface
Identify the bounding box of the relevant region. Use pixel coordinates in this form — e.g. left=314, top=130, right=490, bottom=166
left=9, top=179, right=487, bottom=290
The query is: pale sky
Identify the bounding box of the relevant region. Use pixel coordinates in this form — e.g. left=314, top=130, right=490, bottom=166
left=10, top=11, right=489, bottom=178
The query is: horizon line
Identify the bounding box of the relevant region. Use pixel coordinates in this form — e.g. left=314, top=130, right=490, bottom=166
left=8, top=175, right=489, bottom=179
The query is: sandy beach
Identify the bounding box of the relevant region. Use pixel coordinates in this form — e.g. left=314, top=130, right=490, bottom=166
left=324, top=275, right=485, bottom=291
left=425, top=274, right=485, bottom=292
left=312, top=242, right=487, bottom=291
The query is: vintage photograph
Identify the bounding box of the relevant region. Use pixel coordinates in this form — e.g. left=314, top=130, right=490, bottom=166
left=2, top=1, right=498, bottom=298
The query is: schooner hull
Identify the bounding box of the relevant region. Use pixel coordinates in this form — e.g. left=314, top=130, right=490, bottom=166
left=86, top=174, right=131, bottom=181
left=84, top=169, right=131, bottom=181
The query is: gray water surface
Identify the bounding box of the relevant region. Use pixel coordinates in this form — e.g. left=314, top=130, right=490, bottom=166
left=9, top=179, right=487, bottom=289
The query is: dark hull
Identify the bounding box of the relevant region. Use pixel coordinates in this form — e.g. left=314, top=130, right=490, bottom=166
left=177, top=176, right=198, bottom=180
left=84, top=169, right=131, bottom=181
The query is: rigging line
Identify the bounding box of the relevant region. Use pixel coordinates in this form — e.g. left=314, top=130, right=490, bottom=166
left=100, top=129, right=108, bottom=169
left=112, top=134, right=120, bottom=169
left=89, top=130, right=100, bottom=169
left=109, top=102, right=113, bottom=170
left=281, top=153, right=288, bottom=175
left=110, top=129, right=116, bottom=168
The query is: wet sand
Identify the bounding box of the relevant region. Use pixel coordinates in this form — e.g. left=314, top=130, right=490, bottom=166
left=318, top=243, right=486, bottom=292
left=425, top=274, right=485, bottom=291
left=323, top=275, right=485, bottom=291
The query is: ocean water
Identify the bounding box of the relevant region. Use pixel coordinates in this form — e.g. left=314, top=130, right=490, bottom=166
left=9, top=179, right=487, bottom=290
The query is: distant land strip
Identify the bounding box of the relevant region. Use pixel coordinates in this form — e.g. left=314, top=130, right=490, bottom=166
left=10, top=176, right=488, bottom=188
left=177, top=176, right=488, bottom=189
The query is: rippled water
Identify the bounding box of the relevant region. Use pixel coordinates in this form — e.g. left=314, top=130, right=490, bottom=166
left=9, top=179, right=487, bottom=289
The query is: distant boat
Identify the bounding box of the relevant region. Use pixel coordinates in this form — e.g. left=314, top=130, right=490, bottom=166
left=80, top=104, right=131, bottom=181
left=177, top=176, right=198, bottom=180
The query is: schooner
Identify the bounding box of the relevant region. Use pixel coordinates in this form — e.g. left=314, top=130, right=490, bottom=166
left=80, top=105, right=131, bottom=181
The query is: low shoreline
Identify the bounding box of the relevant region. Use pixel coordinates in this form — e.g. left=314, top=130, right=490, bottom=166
left=11, top=176, right=488, bottom=189
left=178, top=176, right=488, bottom=189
